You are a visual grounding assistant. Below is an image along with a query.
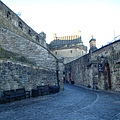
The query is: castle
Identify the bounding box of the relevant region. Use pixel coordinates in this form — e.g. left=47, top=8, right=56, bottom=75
left=0, top=1, right=120, bottom=93
left=49, top=31, right=87, bottom=64
left=48, top=18, right=120, bottom=92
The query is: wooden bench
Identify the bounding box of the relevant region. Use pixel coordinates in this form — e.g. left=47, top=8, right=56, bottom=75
left=0, top=91, right=7, bottom=104
left=37, top=85, right=50, bottom=96
left=3, top=88, right=30, bottom=103
left=49, top=86, right=60, bottom=94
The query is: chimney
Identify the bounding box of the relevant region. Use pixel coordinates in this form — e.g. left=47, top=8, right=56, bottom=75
left=89, top=35, right=96, bottom=48
left=53, top=33, right=57, bottom=40
left=89, top=35, right=97, bottom=53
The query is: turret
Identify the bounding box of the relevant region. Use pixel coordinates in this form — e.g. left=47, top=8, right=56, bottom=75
left=89, top=36, right=97, bottom=53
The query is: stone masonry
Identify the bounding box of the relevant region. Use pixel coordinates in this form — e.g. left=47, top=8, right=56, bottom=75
left=0, top=1, right=64, bottom=91
left=49, top=31, right=87, bottom=64
left=0, top=60, right=57, bottom=91
left=65, top=39, right=120, bottom=92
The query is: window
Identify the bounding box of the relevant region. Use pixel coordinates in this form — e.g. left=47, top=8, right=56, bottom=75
left=7, top=11, right=11, bottom=20
left=70, top=50, right=72, bottom=53
left=36, top=36, right=39, bottom=42
left=19, top=21, right=23, bottom=29
left=28, top=29, right=32, bottom=36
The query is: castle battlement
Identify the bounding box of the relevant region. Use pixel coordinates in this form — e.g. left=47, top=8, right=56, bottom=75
left=53, top=30, right=81, bottom=40
left=50, top=31, right=82, bottom=47
left=0, top=1, right=46, bottom=48
left=49, top=31, right=87, bottom=64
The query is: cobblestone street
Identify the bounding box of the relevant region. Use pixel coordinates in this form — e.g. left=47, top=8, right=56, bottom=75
left=0, top=84, right=120, bottom=120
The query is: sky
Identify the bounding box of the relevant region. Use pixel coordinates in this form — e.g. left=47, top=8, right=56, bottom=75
left=2, top=0, right=120, bottom=50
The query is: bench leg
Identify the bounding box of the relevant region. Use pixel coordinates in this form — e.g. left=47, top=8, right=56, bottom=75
left=8, top=98, right=11, bottom=103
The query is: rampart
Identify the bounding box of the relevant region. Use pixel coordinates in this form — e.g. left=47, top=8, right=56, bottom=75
left=0, top=60, right=57, bottom=91
left=0, top=1, right=46, bottom=48
left=0, top=1, right=64, bottom=91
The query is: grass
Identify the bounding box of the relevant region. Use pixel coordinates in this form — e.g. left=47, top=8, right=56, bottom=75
left=0, top=45, right=36, bottom=65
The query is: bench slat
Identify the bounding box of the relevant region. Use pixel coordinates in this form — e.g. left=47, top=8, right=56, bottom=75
left=3, top=88, right=30, bottom=103
left=37, top=85, right=50, bottom=96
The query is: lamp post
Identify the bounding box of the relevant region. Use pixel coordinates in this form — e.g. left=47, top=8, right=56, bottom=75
left=100, top=55, right=104, bottom=63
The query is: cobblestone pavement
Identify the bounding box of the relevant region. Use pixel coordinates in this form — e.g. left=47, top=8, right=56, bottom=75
left=0, top=84, right=120, bottom=120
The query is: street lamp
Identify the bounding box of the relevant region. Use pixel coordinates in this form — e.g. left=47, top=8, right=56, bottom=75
left=100, top=55, right=104, bottom=63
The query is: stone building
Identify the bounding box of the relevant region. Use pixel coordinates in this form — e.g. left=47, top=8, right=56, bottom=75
left=65, top=37, right=120, bottom=92
left=48, top=31, right=87, bottom=64
left=0, top=1, right=64, bottom=91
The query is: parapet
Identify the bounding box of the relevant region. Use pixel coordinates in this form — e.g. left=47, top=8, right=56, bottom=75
left=49, top=31, right=83, bottom=49
left=53, top=30, right=81, bottom=40
left=0, top=1, right=46, bottom=47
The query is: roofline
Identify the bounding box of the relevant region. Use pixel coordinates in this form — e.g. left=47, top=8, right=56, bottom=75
left=92, top=39, right=120, bottom=53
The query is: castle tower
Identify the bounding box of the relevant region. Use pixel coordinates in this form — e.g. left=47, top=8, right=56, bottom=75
left=89, top=36, right=97, bottom=53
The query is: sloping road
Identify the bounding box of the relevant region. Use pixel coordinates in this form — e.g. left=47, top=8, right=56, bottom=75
left=0, top=84, right=120, bottom=120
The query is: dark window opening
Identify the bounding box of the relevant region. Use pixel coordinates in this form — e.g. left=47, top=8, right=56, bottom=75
left=36, top=36, right=39, bottom=42
left=70, top=50, right=72, bottom=53
left=28, top=29, right=32, bottom=36
left=7, top=11, right=11, bottom=20
left=19, top=21, right=23, bottom=29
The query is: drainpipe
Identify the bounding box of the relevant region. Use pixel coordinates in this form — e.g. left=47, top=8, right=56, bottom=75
left=56, top=60, right=60, bottom=87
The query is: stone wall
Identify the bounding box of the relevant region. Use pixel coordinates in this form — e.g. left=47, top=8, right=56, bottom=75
left=65, top=40, right=120, bottom=92
left=57, top=59, right=64, bottom=90
left=51, top=45, right=87, bottom=64
left=49, top=38, right=87, bottom=64
left=0, top=1, right=46, bottom=48
left=49, top=30, right=87, bottom=64
left=0, top=60, right=57, bottom=91
left=0, top=27, right=57, bottom=70
left=0, top=1, right=64, bottom=91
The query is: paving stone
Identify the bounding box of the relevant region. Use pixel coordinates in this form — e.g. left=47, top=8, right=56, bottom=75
left=0, top=84, right=120, bottom=120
